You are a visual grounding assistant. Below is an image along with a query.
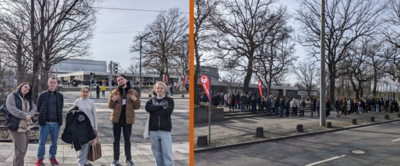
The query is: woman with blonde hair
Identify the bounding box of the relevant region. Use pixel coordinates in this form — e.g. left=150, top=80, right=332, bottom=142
left=145, top=82, right=175, bottom=166
left=4, top=82, right=36, bottom=166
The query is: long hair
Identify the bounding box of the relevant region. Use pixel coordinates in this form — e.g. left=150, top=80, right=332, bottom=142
left=80, top=87, right=90, bottom=98
left=16, top=82, right=32, bottom=100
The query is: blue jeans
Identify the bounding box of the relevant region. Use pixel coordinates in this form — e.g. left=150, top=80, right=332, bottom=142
left=266, top=106, right=271, bottom=115
left=102, top=91, right=105, bottom=97
left=359, top=107, right=363, bottom=113
left=37, top=122, right=60, bottom=159
left=372, top=105, right=375, bottom=111
left=376, top=105, right=379, bottom=112
left=310, top=107, right=314, bottom=116
left=241, top=104, right=246, bottom=112
left=280, top=108, right=285, bottom=116
left=150, top=131, right=174, bottom=166
left=275, top=107, right=279, bottom=115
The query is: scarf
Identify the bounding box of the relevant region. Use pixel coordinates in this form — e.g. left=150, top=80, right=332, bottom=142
left=17, top=95, right=34, bottom=132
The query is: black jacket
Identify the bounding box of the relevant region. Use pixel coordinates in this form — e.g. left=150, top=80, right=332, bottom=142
left=37, top=90, right=64, bottom=126
left=145, top=96, right=174, bottom=132
left=335, top=100, right=340, bottom=109
left=61, top=107, right=96, bottom=151
left=284, top=100, right=290, bottom=109
left=280, top=99, right=285, bottom=108
left=274, top=98, right=280, bottom=107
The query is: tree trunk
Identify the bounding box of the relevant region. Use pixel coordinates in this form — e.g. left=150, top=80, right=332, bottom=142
left=30, top=0, right=39, bottom=102
left=243, top=56, right=254, bottom=93
left=373, top=70, right=377, bottom=96
left=329, top=64, right=335, bottom=104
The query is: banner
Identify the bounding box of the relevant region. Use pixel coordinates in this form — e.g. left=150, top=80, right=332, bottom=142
left=258, top=80, right=263, bottom=96
left=184, top=75, right=188, bottom=87
left=166, top=75, right=168, bottom=84
left=163, top=75, right=165, bottom=84
left=200, top=74, right=210, bottom=100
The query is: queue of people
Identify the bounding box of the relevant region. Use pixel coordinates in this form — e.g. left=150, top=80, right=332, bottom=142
left=2, top=75, right=175, bottom=166
left=199, top=91, right=399, bottom=118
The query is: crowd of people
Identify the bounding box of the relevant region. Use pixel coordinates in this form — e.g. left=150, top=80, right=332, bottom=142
left=3, top=75, right=176, bottom=166
left=198, top=91, right=400, bottom=118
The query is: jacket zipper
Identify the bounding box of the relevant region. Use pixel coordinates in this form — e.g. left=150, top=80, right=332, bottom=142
left=158, top=116, right=161, bottom=131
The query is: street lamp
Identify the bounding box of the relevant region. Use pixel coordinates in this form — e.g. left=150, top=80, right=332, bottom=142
left=139, top=32, right=151, bottom=97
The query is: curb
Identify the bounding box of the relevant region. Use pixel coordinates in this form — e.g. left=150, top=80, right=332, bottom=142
left=194, top=118, right=400, bottom=153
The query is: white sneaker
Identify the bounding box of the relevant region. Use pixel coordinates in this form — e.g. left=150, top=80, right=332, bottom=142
left=111, top=160, right=119, bottom=166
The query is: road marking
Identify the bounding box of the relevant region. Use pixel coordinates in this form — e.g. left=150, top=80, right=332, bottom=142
left=392, top=138, right=400, bottom=142
left=305, top=155, right=346, bottom=166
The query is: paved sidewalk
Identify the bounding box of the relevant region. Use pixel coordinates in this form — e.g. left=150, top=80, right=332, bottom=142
left=194, top=109, right=400, bottom=147
left=0, top=142, right=189, bottom=166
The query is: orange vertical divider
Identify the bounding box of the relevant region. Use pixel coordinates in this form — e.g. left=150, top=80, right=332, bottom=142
left=189, top=0, right=194, bottom=165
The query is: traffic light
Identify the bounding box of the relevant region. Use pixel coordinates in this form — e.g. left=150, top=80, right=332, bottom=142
left=115, top=63, right=118, bottom=73
left=90, top=72, right=93, bottom=78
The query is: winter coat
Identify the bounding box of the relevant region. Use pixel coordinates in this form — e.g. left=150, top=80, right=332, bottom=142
left=108, top=82, right=140, bottom=124
left=145, top=96, right=174, bottom=132
left=299, top=100, right=306, bottom=110
left=37, top=90, right=64, bottom=126
left=228, top=94, right=233, bottom=105
left=61, top=107, right=96, bottom=151
left=266, top=98, right=272, bottom=107
left=274, top=98, right=280, bottom=108
left=335, top=100, right=340, bottom=109
left=280, top=99, right=285, bottom=108
left=292, top=99, right=299, bottom=108
left=284, top=100, right=290, bottom=109
left=239, top=94, right=247, bottom=104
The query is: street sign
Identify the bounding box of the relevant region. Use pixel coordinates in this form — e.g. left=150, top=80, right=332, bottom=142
left=200, top=74, right=210, bottom=99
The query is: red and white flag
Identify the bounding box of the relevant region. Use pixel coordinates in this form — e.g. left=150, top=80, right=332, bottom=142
left=184, top=75, right=188, bottom=87
left=163, top=75, right=165, bottom=84
left=200, top=74, right=210, bottom=100
left=258, top=80, right=263, bottom=96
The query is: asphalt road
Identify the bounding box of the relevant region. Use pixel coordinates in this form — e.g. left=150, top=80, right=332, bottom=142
left=194, top=121, right=400, bottom=166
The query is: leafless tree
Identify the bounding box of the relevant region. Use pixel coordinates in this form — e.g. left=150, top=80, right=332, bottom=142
left=342, top=40, right=374, bottom=99
left=294, top=62, right=320, bottom=99
left=384, top=0, right=400, bottom=49
left=253, top=20, right=297, bottom=96
left=194, top=0, right=221, bottom=105
left=221, top=69, right=243, bottom=83
left=171, top=34, right=189, bottom=81
left=131, top=7, right=188, bottom=84
left=212, top=0, right=289, bottom=93
left=295, top=0, right=387, bottom=103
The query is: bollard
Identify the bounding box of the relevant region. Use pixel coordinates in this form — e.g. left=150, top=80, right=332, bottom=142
left=197, top=136, right=208, bottom=147
left=327, top=122, right=332, bottom=128
left=256, top=127, right=264, bottom=138
left=296, top=124, right=304, bottom=133
left=182, top=94, right=185, bottom=98
left=149, top=94, right=152, bottom=98
left=370, top=117, right=375, bottom=122
left=352, top=119, right=357, bottom=125
left=385, top=115, right=389, bottom=120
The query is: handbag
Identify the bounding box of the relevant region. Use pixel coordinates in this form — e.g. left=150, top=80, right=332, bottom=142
left=87, top=133, right=102, bottom=161
left=0, top=104, right=20, bottom=131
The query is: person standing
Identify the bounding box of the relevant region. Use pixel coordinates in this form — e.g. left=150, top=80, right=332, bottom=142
left=292, top=98, right=299, bottom=117
left=251, top=95, right=258, bottom=114
left=274, top=96, right=280, bottom=116
left=36, top=77, right=64, bottom=166
left=384, top=98, right=389, bottom=112
left=96, top=84, right=100, bottom=99
left=239, top=92, right=247, bottom=112
left=335, top=98, right=340, bottom=117
left=235, top=92, right=240, bottom=110
left=299, top=98, right=305, bottom=117
left=393, top=99, right=399, bottom=112
left=265, top=96, right=272, bottom=116
left=6, top=82, right=36, bottom=166
left=220, top=92, right=224, bottom=106
left=101, top=84, right=106, bottom=98
left=169, top=84, right=174, bottom=96
left=341, top=98, right=347, bottom=115
left=108, top=75, right=141, bottom=166
left=325, top=99, right=331, bottom=117
left=224, top=93, right=229, bottom=107
left=145, top=82, right=175, bottom=166
left=74, top=87, right=99, bottom=166
left=279, top=97, right=285, bottom=118
left=285, top=97, right=290, bottom=117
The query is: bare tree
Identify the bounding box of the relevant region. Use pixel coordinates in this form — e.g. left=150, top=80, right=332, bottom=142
left=294, top=62, right=320, bottom=99
left=194, top=0, right=221, bottom=105
left=295, top=0, right=387, bottom=103
left=384, top=0, right=400, bottom=49
left=212, top=0, right=289, bottom=93
left=253, top=18, right=297, bottom=96
left=171, top=34, right=189, bottom=81
left=131, top=7, right=188, bottom=83
left=342, top=40, right=374, bottom=99
left=221, top=69, right=243, bottom=83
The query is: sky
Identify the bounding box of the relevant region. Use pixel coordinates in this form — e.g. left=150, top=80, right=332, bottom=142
left=89, top=0, right=189, bottom=72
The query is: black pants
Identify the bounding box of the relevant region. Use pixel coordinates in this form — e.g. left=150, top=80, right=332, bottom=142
left=293, top=107, right=298, bottom=116
left=170, top=89, right=173, bottom=96
left=113, top=123, right=132, bottom=160
left=341, top=108, right=347, bottom=115
left=285, top=108, right=290, bottom=116
left=299, top=109, right=304, bottom=116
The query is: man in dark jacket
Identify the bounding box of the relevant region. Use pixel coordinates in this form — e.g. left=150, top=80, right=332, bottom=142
left=265, top=96, right=272, bottom=116
left=335, top=98, right=340, bottom=116
left=239, top=92, right=247, bottom=112
left=285, top=98, right=290, bottom=117
left=36, top=77, right=64, bottom=166
left=279, top=98, right=285, bottom=117
left=274, top=96, right=280, bottom=116
left=212, top=93, right=220, bottom=107
left=251, top=95, right=258, bottom=114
